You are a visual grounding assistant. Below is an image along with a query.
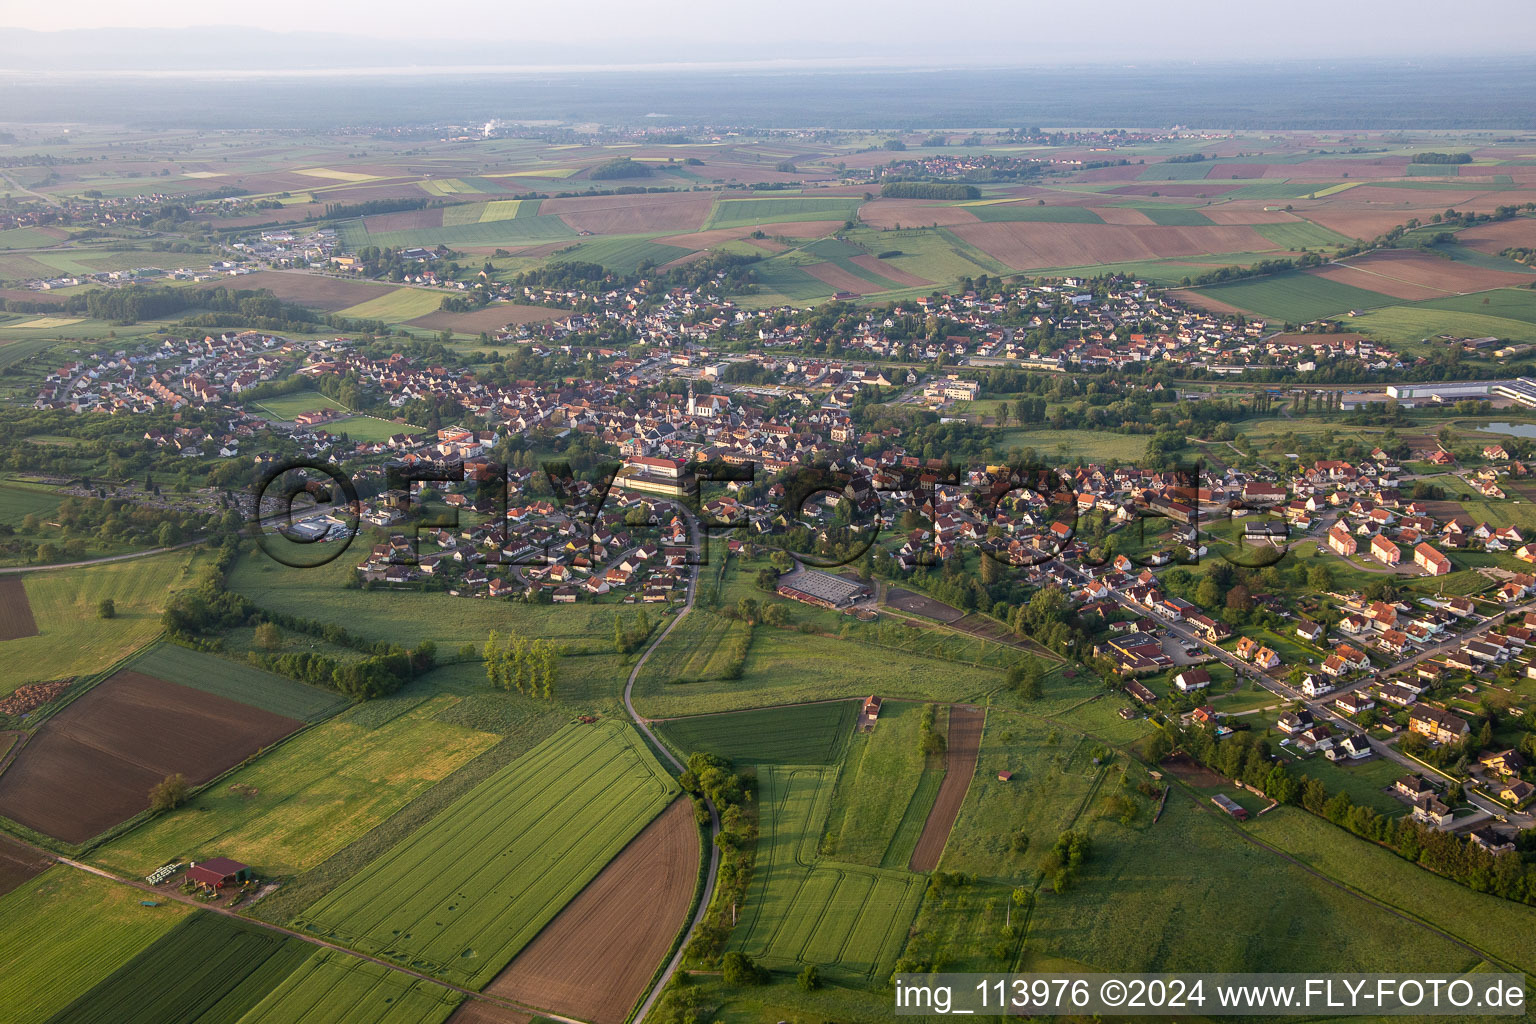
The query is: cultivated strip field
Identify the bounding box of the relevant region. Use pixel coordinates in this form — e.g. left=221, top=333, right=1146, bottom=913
left=909, top=706, right=985, bottom=872
left=0, top=671, right=302, bottom=843
left=126, top=643, right=348, bottom=722
left=482, top=797, right=698, bottom=1024
left=0, top=577, right=38, bottom=641
left=735, top=765, right=925, bottom=984
left=293, top=721, right=680, bottom=988
left=655, top=701, right=855, bottom=766
left=235, top=948, right=462, bottom=1024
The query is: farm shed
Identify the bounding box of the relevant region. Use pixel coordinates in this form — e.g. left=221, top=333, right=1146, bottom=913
left=186, top=857, right=251, bottom=889
left=1210, top=794, right=1248, bottom=821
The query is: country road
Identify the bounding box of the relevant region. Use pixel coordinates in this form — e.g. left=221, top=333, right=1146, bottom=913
left=624, top=506, right=721, bottom=1024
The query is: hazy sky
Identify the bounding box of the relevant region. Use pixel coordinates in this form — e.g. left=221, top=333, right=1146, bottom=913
left=4, top=0, right=1536, bottom=61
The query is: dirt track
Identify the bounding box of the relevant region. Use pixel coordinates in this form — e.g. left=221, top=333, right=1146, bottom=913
left=0, top=671, right=301, bottom=843
left=480, top=798, right=699, bottom=1024
left=909, top=706, right=985, bottom=872
left=0, top=577, right=38, bottom=641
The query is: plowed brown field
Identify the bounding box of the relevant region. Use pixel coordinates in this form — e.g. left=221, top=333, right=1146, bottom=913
left=482, top=798, right=698, bottom=1024
left=850, top=255, right=930, bottom=287
left=859, top=200, right=981, bottom=229
left=1311, top=249, right=1534, bottom=298
left=909, top=706, right=984, bottom=872
left=406, top=305, right=562, bottom=333
left=952, top=222, right=1274, bottom=270
left=0, top=835, right=49, bottom=897
left=0, top=578, right=37, bottom=642
left=0, top=671, right=301, bottom=843
left=197, top=272, right=394, bottom=312
left=1459, top=218, right=1536, bottom=255
left=803, top=262, right=885, bottom=295
left=543, top=192, right=714, bottom=234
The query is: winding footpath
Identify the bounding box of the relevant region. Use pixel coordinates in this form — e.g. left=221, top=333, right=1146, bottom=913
left=624, top=510, right=721, bottom=1024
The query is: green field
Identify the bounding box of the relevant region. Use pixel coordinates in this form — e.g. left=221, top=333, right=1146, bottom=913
left=95, top=691, right=503, bottom=878
left=1136, top=162, right=1220, bottom=182
left=734, top=765, right=926, bottom=984
left=1349, top=304, right=1536, bottom=344
left=938, top=716, right=1103, bottom=884
left=249, top=390, right=348, bottom=420
left=553, top=235, right=693, bottom=275
left=1024, top=792, right=1484, bottom=975
left=339, top=215, right=576, bottom=251
left=124, top=643, right=348, bottom=721
left=0, top=480, right=63, bottom=525
left=992, top=426, right=1150, bottom=461
left=1255, top=221, right=1356, bottom=249
left=1194, top=270, right=1397, bottom=322
left=4, top=547, right=205, bottom=694
left=704, top=197, right=862, bottom=230
left=819, top=701, right=937, bottom=868
left=638, top=610, right=752, bottom=683
left=967, top=204, right=1105, bottom=224
left=0, top=227, right=66, bottom=249
left=656, top=701, right=856, bottom=766
left=232, top=948, right=461, bottom=1024
left=325, top=415, right=418, bottom=442
left=293, top=721, right=679, bottom=987
left=1248, top=808, right=1536, bottom=973
left=334, top=288, right=445, bottom=323
left=46, top=912, right=313, bottom=1024
left=0, top=867, right=193, bottom=1024
left=1135, top=207, right=1216, bottom=226
left=1416, top=287, right=1536, bottom=325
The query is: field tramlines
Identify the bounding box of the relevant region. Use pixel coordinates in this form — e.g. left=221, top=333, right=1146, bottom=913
left=293, top=721, right=679, bottom=988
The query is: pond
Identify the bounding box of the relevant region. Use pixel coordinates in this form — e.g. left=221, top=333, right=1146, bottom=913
left=1474, top=422, right=1536, bottom=439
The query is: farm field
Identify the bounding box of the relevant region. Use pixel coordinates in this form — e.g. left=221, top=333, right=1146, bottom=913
left=704, top=197, right=862, bottom=230
left=481, top=797, right=698, bottom=1024
left=655, top=700, right=856, bottom=766
left=733, top=764, right=925, bottom=984
left=46, top=911, right=314, bottom=1024
left=124, top=643, right=348, bottom=721
left=631, top=620, right=1007, bottom=719
left=0, top=670, right=302, bottom=844
left=908, top=706, right=984, bottom=872
left=94, top=690, right=504, bottom=879
left=1193, top=270, right=1398, bottom=322
left=334, top=287, right=446, bottom=323
left=0, top=835, right=50, bottom=897
left=819, top=700, right=934, bottom=868
left=233, top=948, right=463, bottom=1024
left=0, top=479, right=64, bottom=524
left=1024, top=792, right=1484, bottom=976
left=0, top=576, right=38, bottom=641
left=0, top=867, right=193, bottom=1024
left=292, top=721, right=680, bottom=988
left=626, top=608, right=749, bottom=684
left=991, top=427, right=1149, bottom=461
left=3, top=548, right=204, bottom=693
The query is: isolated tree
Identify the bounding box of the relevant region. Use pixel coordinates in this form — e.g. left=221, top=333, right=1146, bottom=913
left=149, top=773, right=189, bottom=813
left=254, top=622, right=281, bottom=650
left=97, top=598, right=115, bottom=620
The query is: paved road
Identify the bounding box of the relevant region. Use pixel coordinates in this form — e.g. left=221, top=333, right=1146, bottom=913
left=624, top=506, right=720, bottom=1024
left=0, top=538, right=205, bottom=574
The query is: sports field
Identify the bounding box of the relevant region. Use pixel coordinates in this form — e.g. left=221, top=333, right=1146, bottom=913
left=249, top=389, right=348, bottom=420
left=95, top=693, right=502, bottom=878
left=292, top=721, right=679, bottom=987
left=734, top=765, right=925, bottom=984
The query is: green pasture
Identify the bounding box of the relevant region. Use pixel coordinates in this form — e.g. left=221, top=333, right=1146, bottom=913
left=1351, top=305, right=1536, bottom=344
left=1193, top=270, right=1397, bottom=322
left=1255, top=221, right=1356, bottom=249
left=655, top=700, right=855, bottom=766
left=334, top=288, right=443, bottom=323
left=553, top=235, right=693, bottom=275
left=819, top=700, right=939, bottom=868
left=0, top=479, right=64, bottom=525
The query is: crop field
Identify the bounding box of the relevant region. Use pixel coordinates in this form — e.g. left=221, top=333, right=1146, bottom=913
left=0, top=479, right=64, bottom=523
left=481, top=797, right=698, bottom=1024
left=704, top=197, right=862, bottom=230
left=1193, top=270, right=1397, bottom=322
left=0, top=835, right=50, bottom=898
left=734, top=765, right=925, bottom=984
left=235, top=948, right=462, bottom=1024
left=1024, top=792, right=1483, bottom=975
left=96, top=692, right=503, bottom=878
left=1254, top=221, right=1354, bottom=249
left=1348, top=304, right=1536, bottom=344
left=992, top=426, right=1149, bottom=461
left=0, top=576, right=38, bottom=641
left=249, top=389, right=348, bottom=420
left=0, top=867, right=193, bottom=1024
left=1417, top=287, right=1536, bottom=323
left=4, top=548, right=203, bottom=693
left=951, top=221, right=1277, bottom=270
left=967, top=204, right=1105, bottom=223
left=293, top=721, right=680, bottom=988
left=0, top=669, right=304, bottom=843
left=335, top=288, right=446, bottom=323
left=908, top=706, right=984, bottom=872
left=339, top=215, right=577, bottom=251
left=634, top=611, right=746, bottom=684
left=46, top=912, right=313, bottom=1024
left=656, top=701, right=855, bottom=766
left=125, top=643, right=347, bottom=721
left=633, top=618, right=1007, bottom=719
left=819, top=701, right=935, bottom=868
left=552, top=235, right=693, bottom=275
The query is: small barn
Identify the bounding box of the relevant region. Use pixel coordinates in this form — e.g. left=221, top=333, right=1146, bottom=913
left=185, top=857, right=251, bottom=890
